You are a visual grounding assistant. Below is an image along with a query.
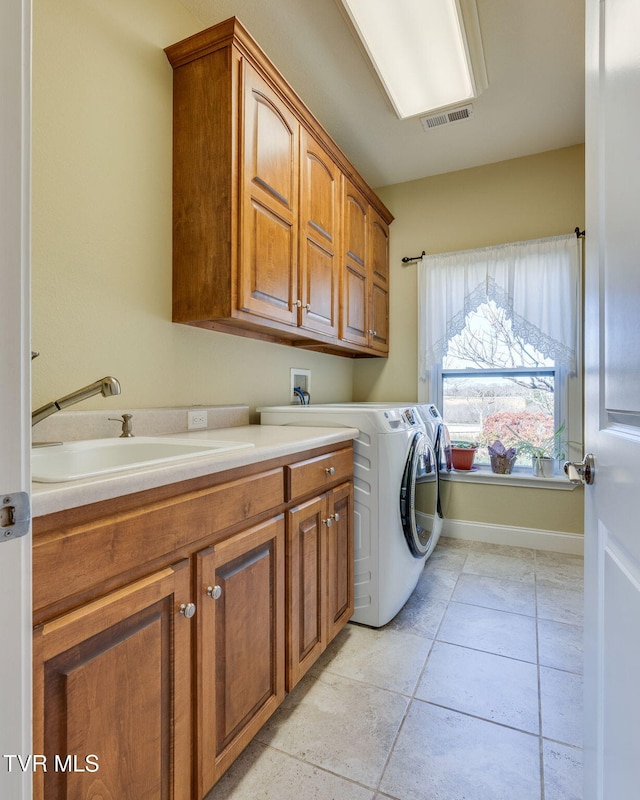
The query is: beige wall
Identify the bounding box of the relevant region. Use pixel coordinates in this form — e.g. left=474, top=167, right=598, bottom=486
left=357, top=146, right=586, bottom=534
left=436, top=481, right=584, bottom=536
left=31, top=0, right=354, bottom=418
left=355, top=145, right=585, bottom=401
left=31, top=0, right=584, bottom=534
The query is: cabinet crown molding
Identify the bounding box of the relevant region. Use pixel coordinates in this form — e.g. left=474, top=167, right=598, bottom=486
left=164, top=16, right=393, bottom=225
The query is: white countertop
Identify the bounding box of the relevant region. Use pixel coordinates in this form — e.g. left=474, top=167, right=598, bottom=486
left=32, top=424, right=358, bottom=517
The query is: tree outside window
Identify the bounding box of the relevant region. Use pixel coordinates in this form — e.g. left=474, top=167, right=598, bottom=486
left=441, top=300, right=557, bottom=463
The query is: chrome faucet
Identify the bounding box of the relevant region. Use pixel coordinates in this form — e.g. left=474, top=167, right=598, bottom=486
left=32, top=376, right=121, bottom=427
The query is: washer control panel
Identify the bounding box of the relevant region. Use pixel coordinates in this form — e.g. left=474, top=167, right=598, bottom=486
left=402, top=408, right=418, bottom=426
left=380, top=408, right=422, bottom=431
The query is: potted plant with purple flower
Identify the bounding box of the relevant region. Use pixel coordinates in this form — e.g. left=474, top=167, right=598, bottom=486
left=487, top=440, right=517, bottom=474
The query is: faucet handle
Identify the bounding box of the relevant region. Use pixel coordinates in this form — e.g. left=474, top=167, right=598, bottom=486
left=109, top=413, right=134, bottom=438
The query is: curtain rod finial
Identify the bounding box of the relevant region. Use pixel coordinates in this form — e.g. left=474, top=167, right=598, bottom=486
left=575, top=227, right=585, bottom=238
left=401, top=250, right=426, bottom=264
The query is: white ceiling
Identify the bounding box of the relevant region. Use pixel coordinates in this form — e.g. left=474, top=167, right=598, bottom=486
left=179, top=0, right=585, bottom=188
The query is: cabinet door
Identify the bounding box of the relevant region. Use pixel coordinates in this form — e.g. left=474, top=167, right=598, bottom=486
left=240, top=61, right=299, bottom=325
left=196, top=516, right=285, bottom=796
left=286, top=495, right=327, bottom=690
left=340, top=179, right=369, bottom=346
left=326, top=483, right=355, bottom=642
left=299, top=130, right=340, bottom=337
left=32, top=561, right=192, bottom=800
left=368, top=210, right=390, bottom=353
left=286, top=482, right=354, bottom=691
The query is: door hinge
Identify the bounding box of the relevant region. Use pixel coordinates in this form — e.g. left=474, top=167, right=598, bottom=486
left=0, top=492, right=31, bottom=542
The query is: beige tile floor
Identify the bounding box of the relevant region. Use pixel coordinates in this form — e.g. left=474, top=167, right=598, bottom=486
left=205, top=538, right=584, bottom=800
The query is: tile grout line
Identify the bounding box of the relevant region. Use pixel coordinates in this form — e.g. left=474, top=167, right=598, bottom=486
left=372, top=544, right=472, bottom=797
left=258, top=739, right=389, bottom=797
left=535, top=549, right=547, bottom=800
left=413, top=697, right=544, bottom=739
left=224, top=542, right=583, bottom=800
left=426, top=550, right=544, bottom=742
left=381, top=544, right=583, bottom=799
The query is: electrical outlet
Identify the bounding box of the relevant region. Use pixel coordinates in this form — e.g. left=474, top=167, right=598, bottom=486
left=187, top=410, right=207, bottom=429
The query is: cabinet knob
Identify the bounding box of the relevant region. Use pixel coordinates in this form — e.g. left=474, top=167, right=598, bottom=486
left=332, top=512, right=340, bottom=522
left=293, top=299, right=302, bottom=308
left=325, top=466, right=336, bottom=476
left=179, top=602, right=196, bottom=619
left=305, top=303, right=311, bottom=311
left=206, top=585, right=222, bottom=600
left=323, top=516, right=333, bottom=527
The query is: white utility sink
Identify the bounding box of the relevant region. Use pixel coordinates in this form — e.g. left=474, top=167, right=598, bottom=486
left=32, top=436, right=254, bottom=483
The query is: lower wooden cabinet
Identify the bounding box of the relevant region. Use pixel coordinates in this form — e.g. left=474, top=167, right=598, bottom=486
left=33, top=444, right=353, bottom=799
left=32, top=560, right=192, bottom=800
left=286, top=495, right=326, bottom=688
left=195, top=516, right=285, bottom=797
left=286, top=482, right=354, bottom=690
left=325, top=483, right=355, bottom=643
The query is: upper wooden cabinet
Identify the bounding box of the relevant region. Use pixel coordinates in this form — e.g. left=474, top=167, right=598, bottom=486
left=340, top=180, right=390, bottom=353
left=341, top=179, right=369, bottom=348
left=299, top=129, right=341, bottom=338
left=165, top=17, right=392, bottom=357
left=368, top=207, right=390, bottom=354
left=240, top=62, right=299, bottom=326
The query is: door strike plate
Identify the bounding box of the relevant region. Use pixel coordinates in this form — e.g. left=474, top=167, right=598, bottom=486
left=0, top=492, right=31, bottom=542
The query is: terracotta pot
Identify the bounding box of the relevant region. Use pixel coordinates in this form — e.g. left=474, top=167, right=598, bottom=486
left=451, top=446, right=477, bottom=470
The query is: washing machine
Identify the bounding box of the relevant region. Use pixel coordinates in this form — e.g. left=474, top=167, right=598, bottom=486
left=324, top=403, right=450, bottom=465
left=331, top=402, right=452, bottom=500
left=258, top=404, right=445, bottom=627
left=312, top=402, right=450, bottom=550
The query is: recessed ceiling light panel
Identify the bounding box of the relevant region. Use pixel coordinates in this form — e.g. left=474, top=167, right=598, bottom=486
left=337, top=0, right=486, bottom=119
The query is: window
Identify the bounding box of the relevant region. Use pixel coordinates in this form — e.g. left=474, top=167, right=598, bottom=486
left=437, top=300, right=561, bottom=465
left=418, top=235, right=581, bottom=472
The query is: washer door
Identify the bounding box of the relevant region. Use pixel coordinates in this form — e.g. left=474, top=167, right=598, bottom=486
left=433, top=422, right=450, bottom=518
left=400, top=431, right=438, bottom=558
left=435, top=422, right=452, bottom=474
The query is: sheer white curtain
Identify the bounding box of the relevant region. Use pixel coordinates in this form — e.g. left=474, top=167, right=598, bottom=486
left=418, top=234, right=581, bottom=380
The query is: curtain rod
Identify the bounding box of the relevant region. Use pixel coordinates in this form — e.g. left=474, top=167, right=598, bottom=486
left=402, top=229, right=586, bottom=264
left=401, top=251, right=425, bottom=264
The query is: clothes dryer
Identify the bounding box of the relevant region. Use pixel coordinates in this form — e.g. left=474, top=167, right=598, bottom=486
left=315, top=403, right=449, bottom=557
left=258, top=404, right=441, bottom=627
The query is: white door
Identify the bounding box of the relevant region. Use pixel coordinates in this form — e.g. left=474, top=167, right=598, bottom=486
left=0, top=0, right=32, bottom=798
left=584, top=0, right=640, bottom=798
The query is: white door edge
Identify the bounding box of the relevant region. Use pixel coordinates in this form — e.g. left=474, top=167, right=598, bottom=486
left=0, top=0, right=32, bottom=797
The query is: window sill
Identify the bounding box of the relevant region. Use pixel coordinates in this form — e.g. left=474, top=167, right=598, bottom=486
left=441, top=467, right=579, bottom=491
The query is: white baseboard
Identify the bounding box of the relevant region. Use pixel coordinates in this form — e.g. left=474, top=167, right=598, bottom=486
left=417, top=512, right=584, bottom=555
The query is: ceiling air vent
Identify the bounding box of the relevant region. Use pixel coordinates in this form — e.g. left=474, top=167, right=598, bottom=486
left=420, top=104, right=474, bottom=131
